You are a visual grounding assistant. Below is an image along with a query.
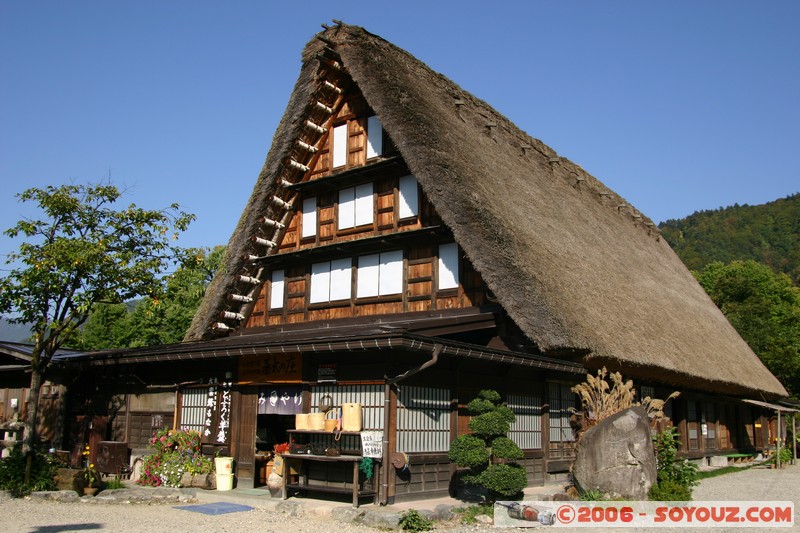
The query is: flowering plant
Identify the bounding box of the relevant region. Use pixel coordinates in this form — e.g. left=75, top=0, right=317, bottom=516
left=81, top=445, right=99, bottom=487
left=137, top=429, right=213, bottom=488
left=273, top=442, right=289, bottom=455
left=83, top=463, right=100, bottom=487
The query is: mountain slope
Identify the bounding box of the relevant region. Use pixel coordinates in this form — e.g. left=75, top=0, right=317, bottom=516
left=659, top=193, right=800, bottom=282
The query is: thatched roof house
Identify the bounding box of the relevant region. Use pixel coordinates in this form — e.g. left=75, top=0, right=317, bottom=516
left=187, top=23, right=786, bottom=400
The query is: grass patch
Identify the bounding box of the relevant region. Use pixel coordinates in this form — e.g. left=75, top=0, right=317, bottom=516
left=696, top=463, right=759, bottom=481
left=103, top=476, right=127, bottom=490
left=453, top=503, right=494, bottom=524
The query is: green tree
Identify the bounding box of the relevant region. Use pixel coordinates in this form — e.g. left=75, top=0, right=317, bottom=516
left=74, top=302, right=132, bottom=350
left=0, top=183, right=194, bottom=479
left=448, top=389, right=527, bottom=501
left=126, top=246, right=224, bottom=346
left=660, top=193, right=800, bottom=283
left=695, top=260, right=800, bottom=397
left=71, top=246, right=224, bottom=349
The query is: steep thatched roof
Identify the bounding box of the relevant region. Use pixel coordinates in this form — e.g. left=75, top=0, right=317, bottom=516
left=186, top=23, right=786, bottom=398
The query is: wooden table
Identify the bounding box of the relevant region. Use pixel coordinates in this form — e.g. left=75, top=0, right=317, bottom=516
left=280, top=453, right=379, bottom=507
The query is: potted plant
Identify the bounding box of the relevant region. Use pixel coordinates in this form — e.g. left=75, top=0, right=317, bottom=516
left=83, top=463, right=100, bottom=496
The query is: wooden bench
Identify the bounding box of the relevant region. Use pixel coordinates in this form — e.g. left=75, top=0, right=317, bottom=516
left=281, top=453, right=379, bottom=507
left=724, top=453, right=755, bottom=465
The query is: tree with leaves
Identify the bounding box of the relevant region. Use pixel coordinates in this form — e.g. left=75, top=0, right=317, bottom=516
left=0, top=183, right=194, bottom=481
left=71, top=246, right=225, bottom=350
left=448, top=389, right=527, bottom=501
left=695, top=260, right=800, bottom=398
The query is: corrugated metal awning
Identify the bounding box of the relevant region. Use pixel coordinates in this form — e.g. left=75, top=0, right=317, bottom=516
left=743, top=398, right=800, bottom=413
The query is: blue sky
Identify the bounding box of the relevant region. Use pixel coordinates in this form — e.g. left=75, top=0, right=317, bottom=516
left=1, top=1, right=798, bottom=264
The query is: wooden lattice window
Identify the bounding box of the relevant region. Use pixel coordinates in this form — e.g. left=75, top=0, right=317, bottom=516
left=310, top=385, right=385, bottom=452
left=180, top=387, right=209, bottom=434
left=397, top=386, right=450, bottom=453
left=508, top=393, right=543, bottom=450
left=548, top=383, right=576, bottom=443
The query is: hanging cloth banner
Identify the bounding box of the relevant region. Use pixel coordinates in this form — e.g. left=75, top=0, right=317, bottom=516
left=258, top=386, right=304, bottom=415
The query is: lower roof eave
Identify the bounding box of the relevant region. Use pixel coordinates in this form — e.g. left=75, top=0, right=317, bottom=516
left=54, top=330, right=584, bottom=375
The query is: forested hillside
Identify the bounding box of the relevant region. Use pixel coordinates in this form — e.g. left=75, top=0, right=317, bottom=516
left=659, top=193, right=800, bottom=283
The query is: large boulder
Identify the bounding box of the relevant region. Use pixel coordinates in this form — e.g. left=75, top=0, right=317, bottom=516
left=572, top=406, right=656, bottom=500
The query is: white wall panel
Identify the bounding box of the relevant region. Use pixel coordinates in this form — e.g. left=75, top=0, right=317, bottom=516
left=398, top=175, right=418, bottom=219
left=366, top=115, right=383, bottom=159
left=270, top=269, right=285, bottom=309
left=333, top=123, right=347, bottom=168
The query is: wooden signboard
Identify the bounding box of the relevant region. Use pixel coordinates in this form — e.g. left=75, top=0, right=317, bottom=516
left=239, top=353, right=302, bottom=383
left=360, top=431, right=383, bottom=459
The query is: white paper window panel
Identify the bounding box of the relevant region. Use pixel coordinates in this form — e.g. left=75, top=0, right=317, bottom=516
left=398, top=175, right=419, bottom=219
left=357, top=254, right=380, bottom=298
left=329, top=258, right=352, bottom=301
left=354, top=182, right=374, bottom=227
left=310, top=262, right=331, bottom=303
left=438, top=242, right=459, bottom=289
left=366, top=115, right=383, bottom=159
left=333, top=123, right=347, bottom=168
left=270, top=269, right=285, bottom=309
left=379, top=250, right=403, bottom=295
left=338, top=187, right=355, bottom=230
left=301, top=197, right=317, bottom=238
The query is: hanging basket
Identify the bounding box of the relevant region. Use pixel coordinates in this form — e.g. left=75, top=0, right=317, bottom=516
left=318, top=394, right=334, bottom=413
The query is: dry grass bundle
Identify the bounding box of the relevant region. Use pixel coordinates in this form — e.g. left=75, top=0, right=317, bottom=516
left=571, top=367, right=679, bottom=430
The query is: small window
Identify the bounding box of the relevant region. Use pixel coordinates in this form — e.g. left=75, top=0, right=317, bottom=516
left=301, top=197, right=317, bottom=238
left=366, top=115, right=383, bottom=159
left=310, top=258, right=352, bottom=303
left=438, top=242, right=459, bottom=290
left=333, top=123, right=347, bottom=168
left=398, top=175, right=419, bottom=219
left=357, top=250, right=403, bottom=298
left=338, top=183, right=374, bottom=230
left=270, top=270, right=285, bottom=309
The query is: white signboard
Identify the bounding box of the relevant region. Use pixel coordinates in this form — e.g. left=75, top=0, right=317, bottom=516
left=360, top=431, right=384, bottom=459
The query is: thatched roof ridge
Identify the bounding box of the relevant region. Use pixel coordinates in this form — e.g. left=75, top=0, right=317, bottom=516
left=186, top=24, right=786, bottom=398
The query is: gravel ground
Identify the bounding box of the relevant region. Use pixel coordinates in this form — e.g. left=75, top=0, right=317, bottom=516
left=1, top=464, right=798, bottom=532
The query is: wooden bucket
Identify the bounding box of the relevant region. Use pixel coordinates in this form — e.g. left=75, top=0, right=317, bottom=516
left=342, top=402, right=362, bottom=432
left=307, top=412, right=325, bottom=431
left=295, top=413, right=309, bottom=430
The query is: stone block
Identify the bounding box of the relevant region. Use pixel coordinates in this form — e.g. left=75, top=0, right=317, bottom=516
left=54, top=467, right=82, bottom=492
left=709, top=456, right=728, bottom=467
left=330, top=507, right=366, bottom=523
left=362, top=511, right=402, bottom=529
left=572, top=406, right=657, bottom=500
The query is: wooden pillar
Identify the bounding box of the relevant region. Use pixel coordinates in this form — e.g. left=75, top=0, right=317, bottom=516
left=776, top=409, right=782, bottom=469
left=387, top=383, right=397, bottom=503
